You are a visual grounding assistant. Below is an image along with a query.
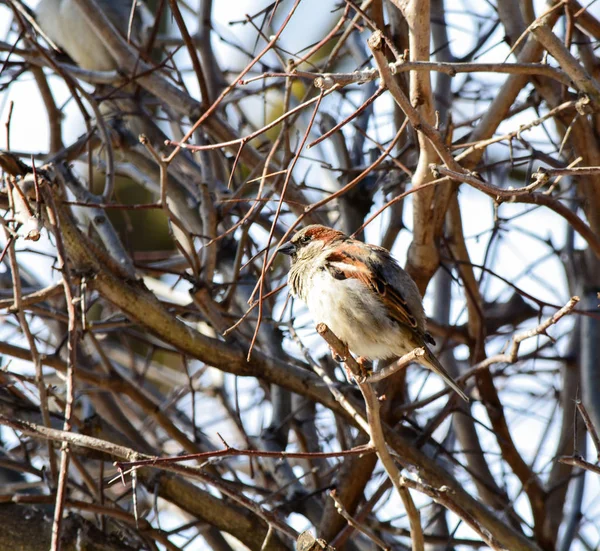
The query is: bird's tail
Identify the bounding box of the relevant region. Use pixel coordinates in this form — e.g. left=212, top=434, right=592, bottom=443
left=422, top=347, right=469, bottom=402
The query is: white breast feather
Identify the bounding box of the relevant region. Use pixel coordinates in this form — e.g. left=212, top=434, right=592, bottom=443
left=37, top=0, right=119, bottom=71
left=304, top=268, right=405, bottom=359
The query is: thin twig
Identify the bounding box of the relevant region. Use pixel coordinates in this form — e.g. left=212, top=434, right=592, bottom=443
left=364, top=348, right=425, bottom=383
left=473, top=297, right=580, bottom=371
left=576, top=400, right=600, bottom=460
left=116, top=442, right=374, bottom=470
left=41, top=173, right=79, bottom=551
left=329, top=490, right=390, bottom=550
left=558, top=455, right=600, bottom=476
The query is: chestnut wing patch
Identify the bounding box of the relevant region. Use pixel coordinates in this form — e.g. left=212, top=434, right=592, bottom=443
left=325, top=247, right=419, bottom=331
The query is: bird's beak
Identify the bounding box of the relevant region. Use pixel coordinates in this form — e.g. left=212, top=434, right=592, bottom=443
left=277, top=241, right=295, bottom=256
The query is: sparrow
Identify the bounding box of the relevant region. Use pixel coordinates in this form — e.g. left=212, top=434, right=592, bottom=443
left=36, top=0, right=152, bottom=73
left=279, top=225, right=468, bottom=401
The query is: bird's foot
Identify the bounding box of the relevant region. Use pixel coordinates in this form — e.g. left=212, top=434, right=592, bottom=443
left=330, top=347, right=344, bottom=363
left=356, top=357, right=372, bottom=380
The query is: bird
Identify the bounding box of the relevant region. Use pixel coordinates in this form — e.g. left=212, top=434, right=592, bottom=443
left=35, top=0, right=158, bottom=132
left=34, top=0, right=208, bottom=243
left=278, top=224, right=468, bottom=401
left=36, top=0, right=152, bottom=73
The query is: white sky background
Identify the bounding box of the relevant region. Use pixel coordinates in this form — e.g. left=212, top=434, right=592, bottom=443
left=0, top=0, right=599, bottom=549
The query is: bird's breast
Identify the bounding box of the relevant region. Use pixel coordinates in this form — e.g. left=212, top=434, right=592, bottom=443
left=37, top=0, right=133, bottom=72
left=302, top=268, right=401, bottom=359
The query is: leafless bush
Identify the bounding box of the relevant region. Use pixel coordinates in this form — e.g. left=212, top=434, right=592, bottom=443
left=0, top=0, right=598, bottom=550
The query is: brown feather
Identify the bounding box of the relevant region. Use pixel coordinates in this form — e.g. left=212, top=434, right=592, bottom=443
left=326, top=248, right=419, bottom=331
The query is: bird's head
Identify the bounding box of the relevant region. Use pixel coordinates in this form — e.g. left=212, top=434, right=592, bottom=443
left=278, top=225, right=345, bottom=263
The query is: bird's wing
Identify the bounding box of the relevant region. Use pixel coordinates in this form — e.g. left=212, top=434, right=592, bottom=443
left=325, top=244, right=419, bottom=332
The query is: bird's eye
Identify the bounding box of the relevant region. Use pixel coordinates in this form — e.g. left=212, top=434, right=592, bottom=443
left=300, top=235, right=311, bottom=245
